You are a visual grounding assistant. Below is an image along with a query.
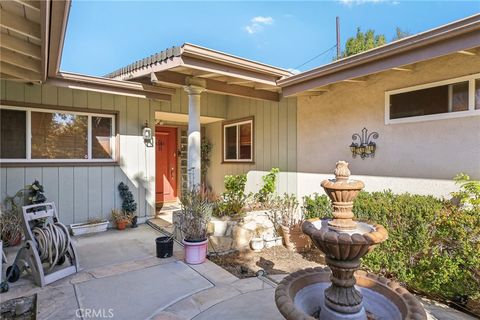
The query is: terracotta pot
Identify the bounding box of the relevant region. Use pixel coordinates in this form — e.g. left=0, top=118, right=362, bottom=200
left=282, top=225, right=311, bottom=253
left=116, top=219, right=129, bottom=230
left=183, top=238, right=208, bottom=264
left=7, top=232, right=21, bottom=247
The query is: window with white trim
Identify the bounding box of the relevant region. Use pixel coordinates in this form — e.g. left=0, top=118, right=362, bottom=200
left=385, top=74, right=480, bottom=124
left=0, top=106, right=116, bottom=162
left=223, top=118, right=253, bottom=162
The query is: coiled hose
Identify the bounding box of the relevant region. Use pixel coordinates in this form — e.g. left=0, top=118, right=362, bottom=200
left=32, top=222, right=71, bottom=272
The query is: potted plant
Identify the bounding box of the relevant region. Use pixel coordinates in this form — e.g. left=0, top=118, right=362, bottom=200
left=250, top=226, right=265, bottom=252
left=1, top=189, right=25, bottom=247
left=111, top=209, right=130, bottom=230
left=118, top=182, right=138, bottom=228
left=70, top=218, right=109, bottom=236
left=180, top=187, right=213, bottom=264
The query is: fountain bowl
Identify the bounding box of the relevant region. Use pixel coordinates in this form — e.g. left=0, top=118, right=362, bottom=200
left=275, top=267, right=427, bottom=320
left=302, top=219, right=388, bottom=261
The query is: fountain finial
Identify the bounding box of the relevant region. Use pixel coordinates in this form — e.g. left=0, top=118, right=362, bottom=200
left=334, top=161, right=350, bottom=181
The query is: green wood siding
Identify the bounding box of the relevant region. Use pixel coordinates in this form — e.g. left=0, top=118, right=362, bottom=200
left=205, top=95, right=297, bottom=195
left=1, top=80, right=161, bottom=224
left=0, top=81, right=296, bottom=223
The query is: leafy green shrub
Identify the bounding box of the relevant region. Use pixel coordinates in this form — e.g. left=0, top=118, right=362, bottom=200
left=118, top=182, right=137, bottom=214
left=215, top=174, right=248, bottom=217
left=255, top=168, right=279, bottom=204
left=452, top=173, right=480, bottom=212
left=353, top=190, right=480, bottom=301
left=302, top=193, right=332, bottom=220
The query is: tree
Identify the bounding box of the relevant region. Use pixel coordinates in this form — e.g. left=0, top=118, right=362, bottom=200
left=341, top=28, right=386, bottom=58
left=392, top=27, right=411, bottom=41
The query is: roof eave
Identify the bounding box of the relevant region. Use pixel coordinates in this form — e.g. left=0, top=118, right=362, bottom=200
left=278, top=13, right=480, bottom=92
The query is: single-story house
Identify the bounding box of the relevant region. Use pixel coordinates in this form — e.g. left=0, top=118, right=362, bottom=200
left=1, top=1, right=479, bottom=225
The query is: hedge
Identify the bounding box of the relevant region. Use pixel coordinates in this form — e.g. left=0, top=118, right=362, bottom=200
left=353, top=190, right=480, bottom=301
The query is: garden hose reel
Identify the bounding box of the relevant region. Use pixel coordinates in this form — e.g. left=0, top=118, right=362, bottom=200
left=6, top=203, right=80, bottom=287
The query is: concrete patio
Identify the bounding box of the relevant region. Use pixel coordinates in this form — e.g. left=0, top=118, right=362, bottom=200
left=1, top=225, right=476, bottom=320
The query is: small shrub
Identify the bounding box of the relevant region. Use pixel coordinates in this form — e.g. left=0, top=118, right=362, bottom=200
left=266, top=194, right=300, bottom=235
left=215, top=174, right=248, bottom=217
left=201, top=140, right=213, bottom=184
left=255, top=168, right=280, bottom=204
left=28, top=180, right=46, bottom=204
left=452, top=173, right=480, bottom=213
left=118, top=182, right=137, bottom=214
left=302, top=193, right=332, bottom=220
left=353, top=190, right=480, bottom=301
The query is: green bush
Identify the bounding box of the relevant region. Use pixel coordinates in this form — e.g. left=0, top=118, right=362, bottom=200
left=255, top=168, right=279, bottom=204
left=302, top=193, right=332, bottom=220
left=215, top=174, right=248, bottom=217
left=353, top=190, right=480, bottom=301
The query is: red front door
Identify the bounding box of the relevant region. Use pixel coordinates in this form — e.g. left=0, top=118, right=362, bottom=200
left=156, top=127, right=177, bottom=203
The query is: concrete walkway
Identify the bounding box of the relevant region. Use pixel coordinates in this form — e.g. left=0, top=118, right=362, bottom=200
left=1, top=225, right=476, bottom=320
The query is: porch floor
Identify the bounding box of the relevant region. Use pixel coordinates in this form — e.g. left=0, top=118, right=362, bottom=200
left=1, top=225, right=476, bottom=320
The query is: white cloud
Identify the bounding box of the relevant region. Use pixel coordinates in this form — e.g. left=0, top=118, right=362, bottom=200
left=287, top=68, right=301, bottom=75
left=338, top=0, right=397, bottom=6
left=245, top=16, right=274, bottom=34
left=252, top=16, right=274, bottom=25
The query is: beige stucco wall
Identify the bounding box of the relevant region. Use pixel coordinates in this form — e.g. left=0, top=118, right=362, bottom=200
left=297, top=53, right=480, bottom=198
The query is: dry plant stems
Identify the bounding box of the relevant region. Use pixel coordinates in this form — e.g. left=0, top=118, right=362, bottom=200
left=110, top=209, right=130, bottom=223
left=266, top=194, right=301, bottom=236
left=87, top=218, right=106, bottom=224
left=180, top=187, right=213, bottom=242
left=0, top=189, right=26, bottom=244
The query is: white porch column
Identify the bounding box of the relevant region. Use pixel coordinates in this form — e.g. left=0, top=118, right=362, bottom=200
left=184, top=77, right=206, bottom=190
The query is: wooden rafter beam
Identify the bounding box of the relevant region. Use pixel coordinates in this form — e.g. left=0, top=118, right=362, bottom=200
left=0, top=47, right=41, bottom=72
left=343, top=79, right=366, bottom=83
left=0, top=33, right=42, bottom=60
left=457, top=50, right=476, bottom=56
left=153, top=71, right=279, bottom=101
left=12, top=0, right=41, bottom=11
left=0, top=62, right=41, bottom=80
left=47, top=77, right=172, bottom=101
left=0, top=8, right=41, bottom=41
left=391, top=67, right=413, bottom=72
left=227, top=79, right=254, bottom=85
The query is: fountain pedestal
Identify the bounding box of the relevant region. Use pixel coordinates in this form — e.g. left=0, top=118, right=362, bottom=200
left=275, top=161, right=427, bottom=320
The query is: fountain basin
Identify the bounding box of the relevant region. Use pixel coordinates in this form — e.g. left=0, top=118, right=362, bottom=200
left=302, top=219, right=388, bottom=261
left=275, top=267, right=427, bottom=320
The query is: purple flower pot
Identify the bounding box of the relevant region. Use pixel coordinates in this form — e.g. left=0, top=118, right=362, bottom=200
left=182, top=238, right=208, bottom=264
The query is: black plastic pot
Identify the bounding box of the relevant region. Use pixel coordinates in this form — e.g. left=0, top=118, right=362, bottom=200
left=131, top=216, right=138, bottom=228
left=156, top=236, right=173, bottom=258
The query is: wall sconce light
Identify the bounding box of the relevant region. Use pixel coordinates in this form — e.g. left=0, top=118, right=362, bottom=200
left=350, top=127, right=379, bottom=159
left=142, top=121, right=153, bottom=147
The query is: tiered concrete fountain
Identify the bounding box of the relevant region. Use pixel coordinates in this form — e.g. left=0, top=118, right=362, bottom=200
left=275, top=161, right=427, bottom=320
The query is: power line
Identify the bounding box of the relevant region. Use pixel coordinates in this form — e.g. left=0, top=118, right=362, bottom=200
left=294, top=44, right=337, bottom=70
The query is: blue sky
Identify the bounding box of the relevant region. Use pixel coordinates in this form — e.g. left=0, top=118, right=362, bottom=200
left=61, top=1, right=480, bottom=76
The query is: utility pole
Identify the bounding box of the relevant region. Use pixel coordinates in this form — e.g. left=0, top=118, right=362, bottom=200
left=336, top=16, right=341, bottom=59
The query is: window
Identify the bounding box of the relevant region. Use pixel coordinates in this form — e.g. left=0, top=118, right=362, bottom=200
left=0, top=106, right=116, bottom=162
left=476, top=79, right=480, bottom=110
left=1, top=109, right=26, bottom=159
left=223, top=118, right=253, bottom=162
left=385, top=74, right=480, bottom=124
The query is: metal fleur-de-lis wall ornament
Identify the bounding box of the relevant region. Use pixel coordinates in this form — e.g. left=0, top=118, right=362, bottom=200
left=349, top=127, right=379, bottom=159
